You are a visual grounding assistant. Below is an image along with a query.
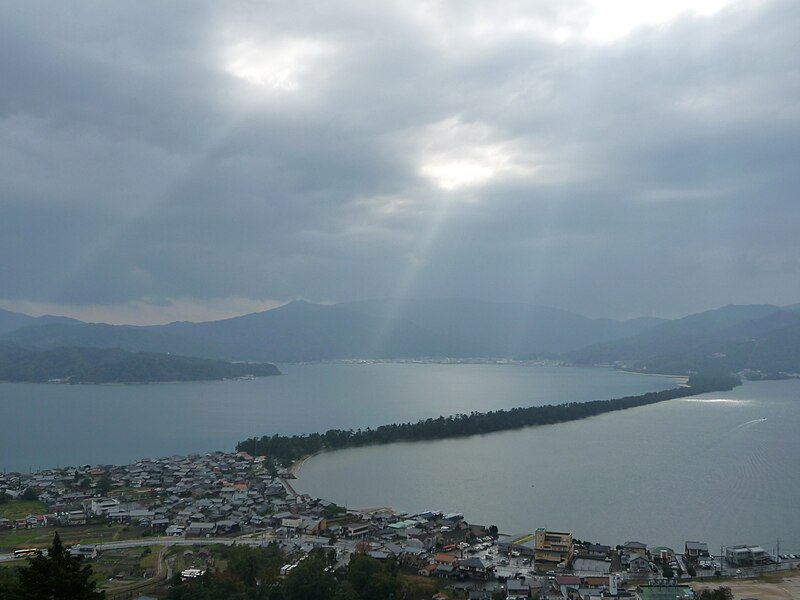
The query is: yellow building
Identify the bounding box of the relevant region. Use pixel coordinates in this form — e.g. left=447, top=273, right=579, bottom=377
left=534, top=528, right=574, bottom=565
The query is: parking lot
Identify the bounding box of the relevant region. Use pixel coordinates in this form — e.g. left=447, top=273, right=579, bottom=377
left=463, top=540, right=545, bottom=584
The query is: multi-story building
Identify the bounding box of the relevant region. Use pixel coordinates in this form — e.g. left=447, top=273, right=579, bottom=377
left=534, top=528, right=574, bottom=566
left=726, top=544, right=769, bottom=566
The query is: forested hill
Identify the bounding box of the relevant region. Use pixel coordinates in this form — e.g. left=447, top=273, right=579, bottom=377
left=568, top=304, right=800, bottom=376
left=0, top=342, right=280, bottom=384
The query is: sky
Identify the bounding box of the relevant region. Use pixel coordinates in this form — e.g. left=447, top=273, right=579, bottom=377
left=1, top=0, right=799, bottom=324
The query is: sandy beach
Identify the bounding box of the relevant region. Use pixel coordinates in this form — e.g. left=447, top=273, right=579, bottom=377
left=287, top=453, right=317, bottom=477
left=692, top=573, right=800, bottom=600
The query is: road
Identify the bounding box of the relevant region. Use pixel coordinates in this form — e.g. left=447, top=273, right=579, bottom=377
left=0, top=536, right=238, bottom=562
left=0, top=531, right=358, bottom=568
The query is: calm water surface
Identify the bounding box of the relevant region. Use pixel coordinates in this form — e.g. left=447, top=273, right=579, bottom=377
left=297, top=379, right=800, bottom=554
left=0, top=363, right=675, bottom=472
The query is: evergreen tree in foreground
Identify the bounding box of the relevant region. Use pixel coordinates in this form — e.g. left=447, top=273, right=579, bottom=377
left=16, top=532, right=105, bottom=599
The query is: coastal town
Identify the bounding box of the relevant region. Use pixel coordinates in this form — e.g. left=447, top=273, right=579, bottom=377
left=1, top=450, right=797, bottom=599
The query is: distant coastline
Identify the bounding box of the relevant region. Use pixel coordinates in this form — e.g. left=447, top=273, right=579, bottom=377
left=0, top=342, right=281, bottom=384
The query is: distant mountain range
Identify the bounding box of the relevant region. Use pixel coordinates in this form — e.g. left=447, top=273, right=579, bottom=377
left=568, top=303, right=800, bottom=376
left=337, top=299, right=665, bottom=357
left=0, top=300, right=664, bottom=362
left=2, top=300, right=800, bottom=377
left=0, top=308, right=81, bottom=334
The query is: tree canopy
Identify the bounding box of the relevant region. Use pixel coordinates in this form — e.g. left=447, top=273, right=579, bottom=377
left=165, top=548, right=409, bottom=600
left=696, top=588, right=733, bottom=600
left=16, top=532, right=105, bottom=599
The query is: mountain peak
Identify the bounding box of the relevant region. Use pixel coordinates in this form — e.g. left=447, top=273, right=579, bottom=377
left=272, top=299, right=327, bottom=313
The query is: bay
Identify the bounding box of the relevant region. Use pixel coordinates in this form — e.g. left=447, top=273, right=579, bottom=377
left=0, top=363, right=676, bottom=473
left=297, top=378, right=800, bottom=555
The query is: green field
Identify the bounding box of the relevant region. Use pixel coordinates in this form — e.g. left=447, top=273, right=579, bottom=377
left=0, top=524, right=151, bottom=553
left=0, top=500, right=47, bottom=521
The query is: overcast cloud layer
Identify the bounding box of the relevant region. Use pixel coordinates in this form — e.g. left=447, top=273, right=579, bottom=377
left=1, top=0, right=799, bottom=323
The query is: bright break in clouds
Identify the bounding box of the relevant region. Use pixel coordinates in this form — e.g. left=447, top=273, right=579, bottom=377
left=1, top=0, right=799, bottom=323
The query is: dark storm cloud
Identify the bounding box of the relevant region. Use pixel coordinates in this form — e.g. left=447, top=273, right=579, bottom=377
left=1, top=0, right=799, bottom=321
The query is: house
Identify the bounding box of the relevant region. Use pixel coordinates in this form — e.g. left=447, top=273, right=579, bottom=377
left=684, top=541, right=710, bottom=563
left=627, top=554, right=650, bottom=573
left=649, top=547, right=675, bottom=563
left=435, top=563, right=456, bottom=578
left=584, top=575, right=610, bottom=588
left=389, top=519, right=418, bottom=533
left=407, top=527, right=437, bottom=549
left=433, top=552, right=458, bottom=567
left=469, top=524, right=491, bottom=539
left=301, top=515, right=326, bottom=534
left=399, top=547, right=427, bottom=569
left=458, top=557, right=493, bottom=580
left=436, top=519, right=470, bottom=546
left=623, top=541, right=647, bottom=557
left=419, top=564, right=438, bottom=577
left=555, top=575, right=581, bottom=596
left=506, top=578, right=529, bottom=599
left=90, top=498, right=120, bottom=516
left=216, top=519, right=240, bottom=534
left=25, top=514, right=48, bottom=528
left=585, top=543, right=611, bottom=559
left=186, top=521, right=217, bottom=537
left=541, top=588, right=564, bottom=600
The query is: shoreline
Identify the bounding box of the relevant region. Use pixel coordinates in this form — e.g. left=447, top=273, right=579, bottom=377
left=287, top=452, right=319, bottom=477
left=618, top=370, right=689, bottom=382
